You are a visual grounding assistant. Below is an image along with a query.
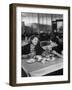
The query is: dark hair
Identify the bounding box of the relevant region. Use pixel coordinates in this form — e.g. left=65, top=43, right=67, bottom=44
left=29, top=35, right=44, bottom=55
left=30, top=35, right=40, bottom=44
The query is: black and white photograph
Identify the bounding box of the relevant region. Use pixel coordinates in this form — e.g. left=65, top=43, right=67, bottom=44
left=21, top=13, right=63, bottom=77
left=9, top=4, right=70, bottom=86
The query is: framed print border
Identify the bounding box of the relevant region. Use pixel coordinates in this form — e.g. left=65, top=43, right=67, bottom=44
left=9, top=3, right=70, bottom=86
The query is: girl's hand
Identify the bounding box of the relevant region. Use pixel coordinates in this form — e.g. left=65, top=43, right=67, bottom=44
left=42, top=49, right=50, bottom=57
left=48, top=45, right=52, bottom=51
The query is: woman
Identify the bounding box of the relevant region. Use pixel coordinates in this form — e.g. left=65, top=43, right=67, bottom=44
left=50, top=34, right=63, bottom=58
left=22, top=35, right=45, bottom=59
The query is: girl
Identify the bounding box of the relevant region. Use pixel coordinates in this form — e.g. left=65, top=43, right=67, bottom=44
left=22, top=35, right=45, bottom=59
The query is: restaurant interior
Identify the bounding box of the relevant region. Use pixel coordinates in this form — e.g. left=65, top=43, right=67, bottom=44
left=21, top=13, right=63, bottom=77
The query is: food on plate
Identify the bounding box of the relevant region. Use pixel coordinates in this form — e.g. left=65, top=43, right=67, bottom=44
left=41, top=57, right=47, bottom=64
left=34, top=55, right=42, bottom=61
left=26, top=59, right=36, bottom=63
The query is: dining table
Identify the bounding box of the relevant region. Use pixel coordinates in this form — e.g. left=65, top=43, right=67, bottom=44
left=21, top=56, right=63, bottom=77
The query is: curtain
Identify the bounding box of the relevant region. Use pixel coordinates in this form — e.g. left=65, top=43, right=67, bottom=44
left=21, top=13, right=63, bottom=26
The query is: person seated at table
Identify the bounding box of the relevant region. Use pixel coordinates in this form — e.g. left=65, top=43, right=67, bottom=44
left=22, top=35, right=45, bottom=59
left=50, top=33, right=63, bottom=58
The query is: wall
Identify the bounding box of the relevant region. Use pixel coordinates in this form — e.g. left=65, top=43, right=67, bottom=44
left=0, top=0, right=72, bottom=90
left=22, top=13, right=63, bottom=26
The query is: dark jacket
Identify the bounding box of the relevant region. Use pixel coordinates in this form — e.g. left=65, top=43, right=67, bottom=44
left=22, top=43, right=45, bottom=55
left=52, top=37, right=63, bottom=54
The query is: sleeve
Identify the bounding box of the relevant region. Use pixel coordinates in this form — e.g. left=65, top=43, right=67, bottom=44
left=52, top=45, right=62, bottom=54
left=35, top=46, right=45, bottom=55
left=22, top=44, right=30, bottom=55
